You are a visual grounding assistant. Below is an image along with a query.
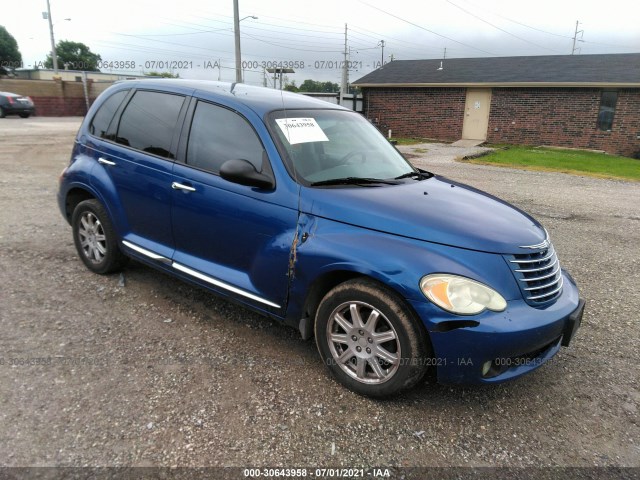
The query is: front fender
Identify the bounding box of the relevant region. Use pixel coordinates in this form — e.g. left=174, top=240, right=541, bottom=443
left=286, top=214, right=521, bottom=325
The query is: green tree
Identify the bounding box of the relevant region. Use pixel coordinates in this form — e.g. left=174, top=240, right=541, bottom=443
left=283, top=80, right=298, bottom=92
left=321, top=81, right=340, bottom=93
left=44, top=40, right=101, bottom=71
left=145, top=71, right=180, bottom=78
left=0, top=25, right=22, bottom=74
left=298, top=79, right=339, bottom=93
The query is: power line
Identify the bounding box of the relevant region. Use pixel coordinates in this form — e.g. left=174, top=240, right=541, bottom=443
left=457, top=0, right=572, bottom=39
left=350, top=28, right=454, bottom=57
left=236, top=12, right=343, bottom=33
left=242, top=32, right=342, bottom=53
left=444, top=0, right=564, bottom=53
left=240, top=26, right=344, bottom=46
left=456, top=0, right=639, bottom=51
left=120, top=26, right=234, bottom=37
left=357, top=0, right=496, bottom=56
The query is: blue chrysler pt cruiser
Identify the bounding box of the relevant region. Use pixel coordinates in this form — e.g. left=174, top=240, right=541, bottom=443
left=58, top=80, right=584, bottom=397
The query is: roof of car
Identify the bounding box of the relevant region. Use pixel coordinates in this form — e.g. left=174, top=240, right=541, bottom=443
left=113, top=79, right=346, bottom=115
left=0, top=92, right=22, bottom=97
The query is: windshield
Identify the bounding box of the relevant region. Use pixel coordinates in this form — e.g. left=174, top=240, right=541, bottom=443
left=268, top=109, right=417, bottom=186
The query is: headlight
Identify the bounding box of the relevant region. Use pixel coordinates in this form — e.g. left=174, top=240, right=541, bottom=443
left=420, top=274, right=507, bottom=315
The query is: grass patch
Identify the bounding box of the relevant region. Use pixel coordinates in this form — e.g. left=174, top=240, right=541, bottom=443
left=465, top=146, right=640, bottom=181
left=390, top=137, right=440, bottom=145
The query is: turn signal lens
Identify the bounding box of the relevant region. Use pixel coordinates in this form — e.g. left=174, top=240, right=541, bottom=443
left=420, top=274, right=507, bottom=315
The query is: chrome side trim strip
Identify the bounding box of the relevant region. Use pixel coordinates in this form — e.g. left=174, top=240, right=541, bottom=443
left=172, top=262, right=281, bottom=309
left=122, top=241, right=282, bottom=309
left=122, top=240, right=171, bottom=263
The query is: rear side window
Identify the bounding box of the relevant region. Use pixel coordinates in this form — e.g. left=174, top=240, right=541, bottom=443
left=116, top=91, right=185, bottom=159
left=89, top=90, right=128, bottom=139
left=186, top=101, right=264, bottom=174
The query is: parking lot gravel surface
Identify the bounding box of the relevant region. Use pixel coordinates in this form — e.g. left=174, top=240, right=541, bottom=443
left=1, top=118, right=639, bottom=472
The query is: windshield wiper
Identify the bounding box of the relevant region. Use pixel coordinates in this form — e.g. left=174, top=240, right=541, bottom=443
left=394, top=170, right=432, bottom=180
left=310, top=177, right=400, bottom=187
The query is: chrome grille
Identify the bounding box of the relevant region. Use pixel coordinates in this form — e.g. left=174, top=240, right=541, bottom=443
left=505, top=242, right=563, bottom=306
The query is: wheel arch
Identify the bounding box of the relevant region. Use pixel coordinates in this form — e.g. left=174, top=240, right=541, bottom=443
left=299, top=268, right=430, bottom=347
left=63, top=187, right=96, bottom=224
left=302, top=269, right=362, bottom=327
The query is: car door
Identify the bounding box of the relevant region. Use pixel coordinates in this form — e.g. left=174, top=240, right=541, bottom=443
left=88, top=89, right=188, bottom=259
left=170, top=99, right=298, bottom=313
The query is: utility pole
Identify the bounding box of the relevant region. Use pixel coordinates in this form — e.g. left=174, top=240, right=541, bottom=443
left=233, top=0, right=242, bottom=82
left=572, top=21, right=584, bottom=55
left=340, top=23, right=348, bottom=107
left=45, top=0, right=58, bottom=74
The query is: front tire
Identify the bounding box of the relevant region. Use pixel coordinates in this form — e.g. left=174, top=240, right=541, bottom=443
left=72, top=199, right=128, bottom=274
left=19, top=113, right=30, bottom=118
left=0, top=107, right=6, bottom=118
left=315, top=278, right=430, bottom=397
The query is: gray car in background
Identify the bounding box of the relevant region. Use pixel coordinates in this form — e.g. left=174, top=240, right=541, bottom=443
left=0, top=92, right=35, bottom=118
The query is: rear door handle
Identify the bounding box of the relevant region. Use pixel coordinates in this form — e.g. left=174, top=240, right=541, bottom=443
left=98, top=157, right=116, bottom=166
left=171, top=182, right=196, bottom=192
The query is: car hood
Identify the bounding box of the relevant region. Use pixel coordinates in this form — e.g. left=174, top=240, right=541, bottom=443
left=300, top=175, right=546, bottom=254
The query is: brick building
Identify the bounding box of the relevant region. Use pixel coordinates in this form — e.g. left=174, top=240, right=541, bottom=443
left=353, top=53, right=640, bottom=157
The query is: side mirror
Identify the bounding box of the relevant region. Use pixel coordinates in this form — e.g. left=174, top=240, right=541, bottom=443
left=220, top=159, right=275, bottom=189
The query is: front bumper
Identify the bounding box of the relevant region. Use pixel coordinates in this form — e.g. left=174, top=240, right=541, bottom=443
left=4, top=105, right=35, bottom=115
left=408, top=270, right=584, bottom=384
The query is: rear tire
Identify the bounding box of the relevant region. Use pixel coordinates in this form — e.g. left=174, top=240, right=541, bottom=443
left=72, top=199, right=129, bottom=274
left=0, top=107, right=6, bottom=118
left=19, top=113, right=30, bottom=118
left=315, top=278, right=430, bottom=397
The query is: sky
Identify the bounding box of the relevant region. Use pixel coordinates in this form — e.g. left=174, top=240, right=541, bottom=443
left=4, top=0, right=640, bottom=86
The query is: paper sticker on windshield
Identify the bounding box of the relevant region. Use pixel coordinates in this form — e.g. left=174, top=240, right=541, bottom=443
left=275, top=118, right=329, bottom=145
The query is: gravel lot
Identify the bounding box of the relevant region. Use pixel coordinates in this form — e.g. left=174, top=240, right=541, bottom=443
left=1, top=118, right=639, bottom=473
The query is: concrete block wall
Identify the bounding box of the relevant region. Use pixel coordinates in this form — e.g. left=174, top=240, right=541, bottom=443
left=0, top=78, right=113, bottom=116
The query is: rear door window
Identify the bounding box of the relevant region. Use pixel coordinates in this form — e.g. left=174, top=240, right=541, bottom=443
left=89, top=89, right=129, bottom=139
left=116, top=90, right=185, bottom=159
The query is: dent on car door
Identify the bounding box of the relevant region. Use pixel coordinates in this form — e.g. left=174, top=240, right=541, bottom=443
left=89, top=89, right=188, bottom=260
left=171, top=100, right=298, bottom=312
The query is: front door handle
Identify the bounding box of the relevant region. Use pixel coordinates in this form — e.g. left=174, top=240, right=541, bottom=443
left=171, top=182, right=196, bottom=192
left=98, top=157, right=116, bottom=166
